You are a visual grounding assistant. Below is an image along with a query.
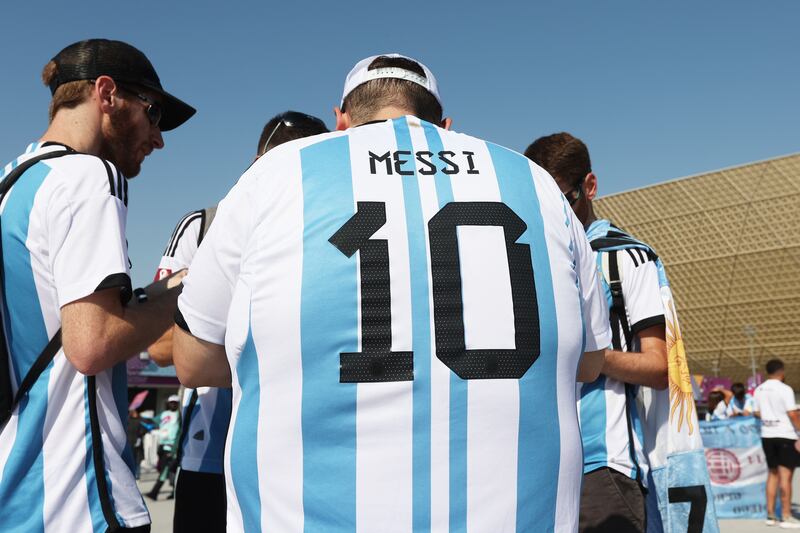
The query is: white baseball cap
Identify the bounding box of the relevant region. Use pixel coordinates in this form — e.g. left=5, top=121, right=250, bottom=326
left=341, top=53, right=441, bottom=108
left=168, top=394, right=180, bottom=403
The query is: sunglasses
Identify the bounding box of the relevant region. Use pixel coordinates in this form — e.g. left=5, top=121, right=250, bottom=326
left=261, top=111, right=327, bottom=153
left=563, top=178, right=585, bottom=206
left=116, top=85, right=163, bottom=128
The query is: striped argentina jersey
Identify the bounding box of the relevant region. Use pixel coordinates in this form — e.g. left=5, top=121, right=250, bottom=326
left=178, top=116, right=611, bottom=532
left=157, top=210, right=231, bottom=474
left=0, top=143, right=149, bottom=531
left=578, top=220, right=666, bottom=484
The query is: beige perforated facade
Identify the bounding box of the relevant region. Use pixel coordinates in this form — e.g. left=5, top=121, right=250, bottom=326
left=594, top=153, right=800, bottom=386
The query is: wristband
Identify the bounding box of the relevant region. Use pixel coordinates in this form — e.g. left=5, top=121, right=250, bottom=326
left=133, top=287, right=148, bottom=303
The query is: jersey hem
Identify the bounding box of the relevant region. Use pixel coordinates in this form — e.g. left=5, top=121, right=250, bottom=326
left=630, top=314, right=666, bottom=337
left=117, top=511, right=152, bottom=528
left=584, top=461, right=636, bottom=480
left=180, top=458, right=224, bottom=474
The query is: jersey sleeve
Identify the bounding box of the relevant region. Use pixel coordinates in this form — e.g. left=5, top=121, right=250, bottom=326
left=619, top=249, right=665, bottom=337
left=570, top=210, right=611, bottom=352
left=154, top=211, right=203, bottom=280
left=49, top=158, right=132, bottom=307
left=177, top=178, right=255, bottom=345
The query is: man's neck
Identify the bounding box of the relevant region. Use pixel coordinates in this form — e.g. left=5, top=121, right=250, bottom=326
left=39, top=108, right=102, bottom=155
left=583, top=203, right=598, bottom=229
left=354, top=106, right=414, bottom=126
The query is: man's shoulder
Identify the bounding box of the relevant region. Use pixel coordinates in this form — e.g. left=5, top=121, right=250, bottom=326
left=756, top=379, right=789, bottom=393
left=41, top=151, right=126, bottom=203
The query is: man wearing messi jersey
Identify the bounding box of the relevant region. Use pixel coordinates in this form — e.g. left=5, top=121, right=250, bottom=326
left=146, top=111, right=328, bottom=532
left=173, top=54, right=610, bottom=532
left=526, top=133, right=669, bottom=532
left=0, top=39, right=194, bottom=532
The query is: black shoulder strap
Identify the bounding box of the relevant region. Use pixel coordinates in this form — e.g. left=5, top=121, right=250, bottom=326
left=606, top=251, right=643, bottom=486
left=199, top=206, right=217, bottom=244
left=607, top=250, right=632, bottom=351
left=0, top=331, right=62, bottom=430
left=0, top=149, right=74, bottom=431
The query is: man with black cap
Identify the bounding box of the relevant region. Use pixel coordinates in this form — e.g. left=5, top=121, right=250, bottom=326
left=0, top=39, right=194, bottom=532
left=172, top=53, right=609, bottom=531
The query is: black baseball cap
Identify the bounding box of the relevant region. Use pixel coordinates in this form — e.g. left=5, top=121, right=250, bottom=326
left=48, top=39, right=196, bottom=131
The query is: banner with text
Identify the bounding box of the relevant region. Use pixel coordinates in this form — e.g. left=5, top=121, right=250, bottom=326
left=700, top=417, right=767, bottom=519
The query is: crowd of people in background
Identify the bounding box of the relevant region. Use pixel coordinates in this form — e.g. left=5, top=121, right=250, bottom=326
left=705, top=381, right=756, bottom=421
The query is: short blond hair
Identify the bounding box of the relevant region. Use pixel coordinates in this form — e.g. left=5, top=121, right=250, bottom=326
left=41, top=60, right=93, bottom=122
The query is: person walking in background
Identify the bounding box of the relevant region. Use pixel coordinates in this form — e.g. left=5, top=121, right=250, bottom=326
left=156, top=395, right=182, bottom=468
left=753, top=359, right=800, bottom=528
left=146, top=395, right=181, bottom=500
left=146, top=110, right=329, bottom=532
left=127, top=409, right=148, bottom=480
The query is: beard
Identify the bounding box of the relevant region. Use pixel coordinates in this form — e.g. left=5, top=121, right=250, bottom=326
left=98, top=104, right=144, bottom=178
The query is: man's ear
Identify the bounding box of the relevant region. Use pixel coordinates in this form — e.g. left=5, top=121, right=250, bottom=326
left=334, top=107, right=351, bottom=131
left=441, top=117, right=453, bottom=130
left=95, top=76, right=118, bottom=115
left=584, top=172, right=598, bottom=201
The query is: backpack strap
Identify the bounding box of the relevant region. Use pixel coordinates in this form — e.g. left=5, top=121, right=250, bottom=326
left=0, top=149, right=74, bottom=430
left=198, top=206, right=217, bottom=243
left=600, top=249, right=643, bottom=485
left=605, top=250, right=633, bottom=351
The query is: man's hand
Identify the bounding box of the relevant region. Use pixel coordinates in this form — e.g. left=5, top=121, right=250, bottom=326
left=148, top=328, right=174, bottom=367
left=601, top=324, right=668, bottom=389
left=144, top=270, right=187, bottom=367
left=61, top=272, right=185, bottom=376
left=146, top=269, right=187, bottom=299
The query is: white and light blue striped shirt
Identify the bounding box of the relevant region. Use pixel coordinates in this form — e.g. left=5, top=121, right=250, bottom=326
left=579, top=222, right=666, bottom=483
left=0, top=143, right=148, bottom=531
left=179, top=117, right=611, bottom=532
left=157, top=210, right=231, bottom=474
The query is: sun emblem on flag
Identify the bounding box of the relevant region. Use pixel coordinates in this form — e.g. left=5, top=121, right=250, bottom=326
left=667, top=298, right=695, bottom=435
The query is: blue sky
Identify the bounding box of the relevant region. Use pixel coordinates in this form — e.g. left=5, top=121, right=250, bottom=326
left=1, top=1, right=798, bottom=287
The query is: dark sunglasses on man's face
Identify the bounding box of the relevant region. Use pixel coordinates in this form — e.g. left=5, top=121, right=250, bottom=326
left=563, top=180, right=584, bottom=206
left=261, top=111, right=327, bottom=151
left=116, top=85, right=163, bottom=128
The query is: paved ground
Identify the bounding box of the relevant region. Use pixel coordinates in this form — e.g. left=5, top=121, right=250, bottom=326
left=136, top=467, right=797, bottom=532
left=136, top=469, right=175, bottom=533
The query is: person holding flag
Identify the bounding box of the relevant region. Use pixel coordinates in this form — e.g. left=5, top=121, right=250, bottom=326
left=526, top=132, right=718, bottom=533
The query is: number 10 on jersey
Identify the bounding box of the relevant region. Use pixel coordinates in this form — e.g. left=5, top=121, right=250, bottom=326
left=329, top=201, right=540, bottom=383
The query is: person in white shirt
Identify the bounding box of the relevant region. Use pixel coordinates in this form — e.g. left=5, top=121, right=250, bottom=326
left=753, top=359, right=800, bottom=528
